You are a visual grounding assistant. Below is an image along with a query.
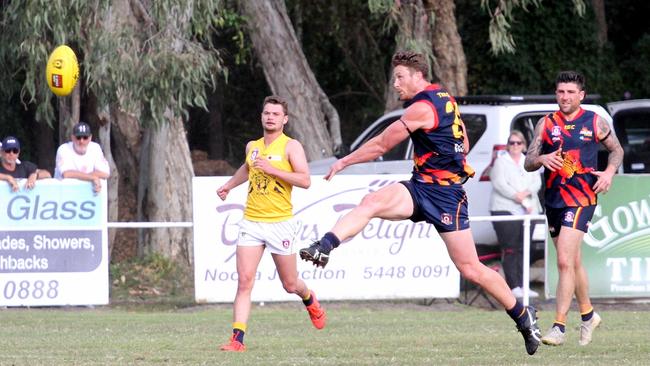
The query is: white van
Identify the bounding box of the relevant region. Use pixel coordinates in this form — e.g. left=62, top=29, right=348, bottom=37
left=309, top=96, right=650, bottom=246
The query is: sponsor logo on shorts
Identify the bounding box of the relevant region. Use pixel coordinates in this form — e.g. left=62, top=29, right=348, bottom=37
left=441, top=213, right=452, bottom=226
left=564, top=211, right=575, bottom=223
left=282, top=239, right=290, bottom=248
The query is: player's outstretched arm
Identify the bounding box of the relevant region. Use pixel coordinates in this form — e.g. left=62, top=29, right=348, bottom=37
left=324, top=103, right=431, bottom=181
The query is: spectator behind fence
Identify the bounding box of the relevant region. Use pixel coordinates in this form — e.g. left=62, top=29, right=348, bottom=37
left=0, top=136, right=50, bottom=191
left=55, top=121, right=110, bottom=193
left=489, top=130, right=542, bottom=299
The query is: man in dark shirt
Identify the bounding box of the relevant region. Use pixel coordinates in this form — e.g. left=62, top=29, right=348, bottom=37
left=0, top=136, right=40, bottom=191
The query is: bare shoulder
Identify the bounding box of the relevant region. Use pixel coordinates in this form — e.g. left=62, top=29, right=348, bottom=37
left=285, top=138, right=307, bottom=160
left=402, top=102, right=435, bottom=130
left=244, top=140, right=254, bottom=154
left=595, top=114, right=611, bottom=139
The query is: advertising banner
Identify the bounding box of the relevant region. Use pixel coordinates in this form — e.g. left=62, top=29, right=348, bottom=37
left=546, top=175, right=650, bottom=298
left=0, top=180, right=108, bottom=306
left=193, top=176, right=459, bottom=302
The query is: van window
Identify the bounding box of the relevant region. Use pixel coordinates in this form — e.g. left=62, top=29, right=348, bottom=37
left=353, top=115, right=410, bottom=161
left=461, top=114, right=487, bottom=152
left=355, top=113, right=487, bottom=161
left=511, top=113, right=547, bottom=147
left=613, top=109, right=650, bottom=173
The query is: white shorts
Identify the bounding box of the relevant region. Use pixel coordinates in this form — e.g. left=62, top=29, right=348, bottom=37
left=237, top=218, right=301, bottom=255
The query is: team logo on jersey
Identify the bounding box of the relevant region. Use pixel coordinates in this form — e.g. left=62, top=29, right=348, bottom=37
left=251, top=148, right=259, bottom=161
left=552, top=126, right=561, bottom=137
left=441, top=213, right=452, bottom=226
left=579, top=126, right=593, bottom=141
left=564, top=211, right=575, bottom=223
left=282, top=239, right=290, bottom=248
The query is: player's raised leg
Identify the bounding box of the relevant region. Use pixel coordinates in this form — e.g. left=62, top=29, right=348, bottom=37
left=300, top=183, right=413, bottom=267
left=441, top=229, right=541, bottom=355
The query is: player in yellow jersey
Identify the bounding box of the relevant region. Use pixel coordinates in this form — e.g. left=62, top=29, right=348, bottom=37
left=216, top=96, right=326, bottom=352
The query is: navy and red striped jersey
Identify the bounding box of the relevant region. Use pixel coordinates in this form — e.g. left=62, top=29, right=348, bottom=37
left=403, top=84, right=475, bottom=185
left=540, top=108, right=600, bottom=207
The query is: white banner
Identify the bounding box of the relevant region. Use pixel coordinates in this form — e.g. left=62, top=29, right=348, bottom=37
left=0, top=179, right=108, bottom=306
left=193, top=176, right=459, bottom=302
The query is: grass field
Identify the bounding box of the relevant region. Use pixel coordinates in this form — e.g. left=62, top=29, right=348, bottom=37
left=2, top=300, right=650, bottom=365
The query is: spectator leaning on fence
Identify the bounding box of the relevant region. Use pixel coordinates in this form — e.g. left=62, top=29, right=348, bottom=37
left=0, top=136, right=44, bottom=192
left=489, top=130, right=542, bottom=299
left=55, top=121, right=110, bottom=193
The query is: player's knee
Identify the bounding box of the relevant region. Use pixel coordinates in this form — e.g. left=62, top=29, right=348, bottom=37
left=237, top=275, right=256, bottom=292
left=556, top=257, right=574, bottom=272
left=281, top=280, right=298, bottom=294
left=358, top=192, right=384, bottom=214
left=457, top=263, right=481, bottom=283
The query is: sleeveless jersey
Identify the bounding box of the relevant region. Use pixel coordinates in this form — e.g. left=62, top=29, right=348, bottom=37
left=540, top=108, right=600, bottom=208
left=403, top=84, right=475, bottom=185
left=243, top=134, right=294, bottom=222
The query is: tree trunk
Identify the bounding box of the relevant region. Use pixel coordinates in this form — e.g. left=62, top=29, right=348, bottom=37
left=590, top=0, right=607, bottom=47
left=239, top=0, right=342, bottom=159
left=137, top=3, right=195, bottom=265
left=84, top=92, right=120, bottom=255
left=140, top=115, right=194, bottom=263
left=384, top=0, right=468, bottom=112
left=96, top=105, right=119, bottom=255
left=57, top=83, right=81, bottom=144
left=384, top=0, right=433, bottom=112
left=429, top=0, right=467, bottom=96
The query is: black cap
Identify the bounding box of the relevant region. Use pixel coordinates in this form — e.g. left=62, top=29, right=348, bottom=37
left=2, top=136, right=20, bottom=150
left=73, top=122, right=91, bottom=137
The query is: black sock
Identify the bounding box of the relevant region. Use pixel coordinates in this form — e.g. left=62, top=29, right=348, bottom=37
left=552, top=322, right=566, bottom=332
left=581, top=309, right=594, bottom=322
left=302, top=292, right=313, bottom=306
left=319, top=232, right=341, bottom=252
left=233, top=328, right=245, bottom=343
left=506, top=301, right=526, bottom=326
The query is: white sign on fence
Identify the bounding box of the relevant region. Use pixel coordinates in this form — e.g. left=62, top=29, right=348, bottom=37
left=0, top=179, right=108, bottom=306
left=192, top=176, right=459, bottom=302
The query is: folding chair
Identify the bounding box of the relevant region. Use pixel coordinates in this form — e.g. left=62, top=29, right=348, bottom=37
left=462, top=245, right=502, bottom=309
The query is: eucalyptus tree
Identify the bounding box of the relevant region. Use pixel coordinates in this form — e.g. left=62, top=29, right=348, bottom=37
left=238, top=0, right=342, bottom=159
left=1, top=0, right=223, bottom=264
left=369, top=0, right=467, bottom=112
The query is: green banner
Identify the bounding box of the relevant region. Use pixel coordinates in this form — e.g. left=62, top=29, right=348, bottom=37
left=546, top=175, right=650, bottom=298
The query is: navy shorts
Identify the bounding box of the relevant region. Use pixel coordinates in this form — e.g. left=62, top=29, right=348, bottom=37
left=546, top=206, right=596, bottom=237
left=400, top=179, right=470, bottom=232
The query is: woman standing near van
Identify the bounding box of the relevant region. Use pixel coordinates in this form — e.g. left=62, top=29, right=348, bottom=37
left=490, top=130, right=542, bottom=298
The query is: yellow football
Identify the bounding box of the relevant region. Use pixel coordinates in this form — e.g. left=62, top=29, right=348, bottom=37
left=46, top=45, right=79, bottom=97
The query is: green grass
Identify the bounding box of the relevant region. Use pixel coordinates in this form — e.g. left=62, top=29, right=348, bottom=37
left=1, top=302, right=649, bottom=365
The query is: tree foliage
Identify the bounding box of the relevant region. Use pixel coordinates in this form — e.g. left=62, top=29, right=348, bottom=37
left=0, top=0, right=224, bottom=128
left=459, top=0, right=623, bottom=101
left=480, top=0, right=586, bottom=54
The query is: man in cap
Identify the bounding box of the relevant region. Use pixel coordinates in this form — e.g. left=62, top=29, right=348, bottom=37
left=0, top=136, right=43, bottom=191
left=55, top=121, right=110, bottom=193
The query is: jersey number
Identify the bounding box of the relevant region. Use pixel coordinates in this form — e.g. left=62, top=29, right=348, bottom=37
left=445, top=101, right=463, bottom=139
